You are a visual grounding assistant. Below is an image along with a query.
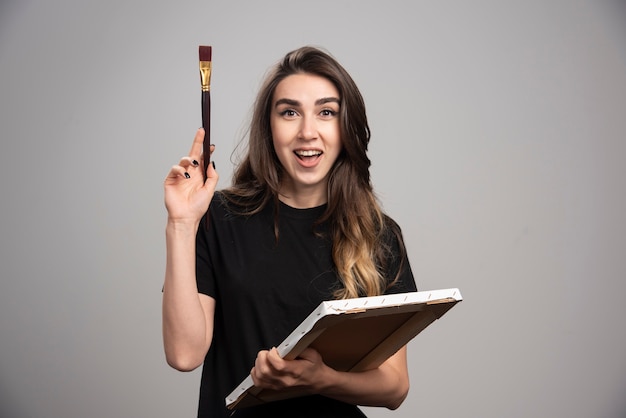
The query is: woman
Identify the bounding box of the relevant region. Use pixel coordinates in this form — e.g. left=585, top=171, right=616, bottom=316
left=163, top=46, right=417, bottom=417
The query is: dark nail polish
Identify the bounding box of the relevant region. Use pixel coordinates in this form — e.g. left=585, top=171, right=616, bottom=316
left=184, top=172, right=190, bottom=179
left=212, top=161, right=216, bottom=170
left=192, top=160, right=199, bottom=167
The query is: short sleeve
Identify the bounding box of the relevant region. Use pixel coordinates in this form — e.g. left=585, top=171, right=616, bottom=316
left=382, top=218, right=417, bottom=295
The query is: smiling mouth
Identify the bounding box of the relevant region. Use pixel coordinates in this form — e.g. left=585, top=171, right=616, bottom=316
left=294, top=150, right=323, bottom=160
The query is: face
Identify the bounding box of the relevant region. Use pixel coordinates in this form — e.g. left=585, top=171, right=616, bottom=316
left=270, top=73, right=342, bottom=207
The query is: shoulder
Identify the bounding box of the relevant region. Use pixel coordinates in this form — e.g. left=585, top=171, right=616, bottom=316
left=206, top=191, right=231, bottom=219
left=213, top=188, right=273, bottom=216
left=381, top=214, right=405, bottom=248
left=209, top=190, right=255, bottom=216
left=204, top=190, right=274, bottom=230
left=198, top=191, right=244, bottom=232
left=379, top=214, right=418, bottom=293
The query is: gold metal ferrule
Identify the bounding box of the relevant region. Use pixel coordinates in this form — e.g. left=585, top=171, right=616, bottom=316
left=200, top=61, right=212, bottom=92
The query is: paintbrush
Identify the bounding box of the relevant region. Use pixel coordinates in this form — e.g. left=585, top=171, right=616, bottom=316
left=199, top=45, right=212, bottom=180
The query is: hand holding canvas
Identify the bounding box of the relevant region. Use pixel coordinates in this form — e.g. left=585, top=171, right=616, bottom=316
left=251, top=347, right=327, bottom=393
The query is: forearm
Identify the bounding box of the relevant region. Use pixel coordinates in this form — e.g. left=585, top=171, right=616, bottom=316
left=162, top=220, right=212, bottom=371
left=317, top=348, right=410, bottom=410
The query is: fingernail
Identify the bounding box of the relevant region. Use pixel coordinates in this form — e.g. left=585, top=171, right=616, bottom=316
left=212, top=161, right=216, bottom=170
left=184, top=172, right=190, bottom=179
left=192, top=160, right=199, bottom=166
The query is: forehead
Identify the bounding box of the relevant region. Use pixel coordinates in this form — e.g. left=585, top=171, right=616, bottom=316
left=273, top=73, right=339, bottom=102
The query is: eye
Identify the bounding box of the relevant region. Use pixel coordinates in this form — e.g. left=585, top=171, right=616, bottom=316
left=279, top=109, right=298, bottom=118
left=319, top=109, right=337, bottom=118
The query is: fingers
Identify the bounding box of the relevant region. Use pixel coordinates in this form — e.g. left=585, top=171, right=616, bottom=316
left=188, top=128, right=205, bottom=158
left=187, top=128, right=217, bottom=177
left=163, top=130, right=219, bottom=221
left=189, top=128, right=216, bottom=159
left=251, top=348, right=288, bottom=389
left=165, top=164, right=191, bottom=181
left=204, top=160, right=219, bottom=188
left=165, top=157, right=200, bottom=181
left=266, top=347, right=284, bottom=370
left=178, top=156, right=200, bottom=170
left=170, top=127, right=219, bottom=182
left=255, top=348, right=283, bottom=374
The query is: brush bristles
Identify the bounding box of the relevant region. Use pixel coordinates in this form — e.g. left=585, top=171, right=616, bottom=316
left=199, top=45, right=212, bottom=62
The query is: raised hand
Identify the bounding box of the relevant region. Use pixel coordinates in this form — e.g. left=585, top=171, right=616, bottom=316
left=164, top=128, right=219, bottom=224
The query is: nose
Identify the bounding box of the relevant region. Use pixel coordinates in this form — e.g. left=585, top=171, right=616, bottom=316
left=298, top=115, right=318, bottom=140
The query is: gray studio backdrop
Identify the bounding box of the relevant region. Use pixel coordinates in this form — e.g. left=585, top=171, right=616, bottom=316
left=1, top=1, right=625, bottom=417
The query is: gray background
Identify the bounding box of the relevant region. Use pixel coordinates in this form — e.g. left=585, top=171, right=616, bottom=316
left=1, top=0, right=625, bottom=417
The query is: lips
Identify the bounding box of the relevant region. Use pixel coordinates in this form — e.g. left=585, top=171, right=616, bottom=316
left=294, top=149, right=323, bottom=167
left=294, top=149, right=322, bottom=158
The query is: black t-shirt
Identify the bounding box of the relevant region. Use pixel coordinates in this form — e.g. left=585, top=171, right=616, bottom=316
left=195, top=192, right=417, bottom=418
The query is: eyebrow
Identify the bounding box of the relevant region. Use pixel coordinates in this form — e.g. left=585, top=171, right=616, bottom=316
left=274, top=97, right=341, bottom=108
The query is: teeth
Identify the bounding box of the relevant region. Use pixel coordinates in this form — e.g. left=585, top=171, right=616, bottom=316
left=296, top=150, right=322, bottom=157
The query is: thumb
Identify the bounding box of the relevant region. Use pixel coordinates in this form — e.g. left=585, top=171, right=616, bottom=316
left=203, top=160, right=219, bottom=189
left=297, top=347, right=322, bottom=363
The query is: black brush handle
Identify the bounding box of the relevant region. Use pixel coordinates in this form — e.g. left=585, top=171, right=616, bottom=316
left=201, top=91, right=211, bottom=181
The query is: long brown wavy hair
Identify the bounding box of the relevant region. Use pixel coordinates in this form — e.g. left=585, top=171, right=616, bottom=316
left=222, top=46, right=406, bottom=299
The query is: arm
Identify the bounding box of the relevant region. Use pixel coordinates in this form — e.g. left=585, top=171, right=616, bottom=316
left=318, top=347, right=410, bottom=409
left=251, top=345, right=410, bottom=410
left=162, top=128, right=219, bottom=371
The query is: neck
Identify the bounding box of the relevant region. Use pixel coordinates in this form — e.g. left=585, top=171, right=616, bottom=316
left=278, top=183, right=327, bottom=209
